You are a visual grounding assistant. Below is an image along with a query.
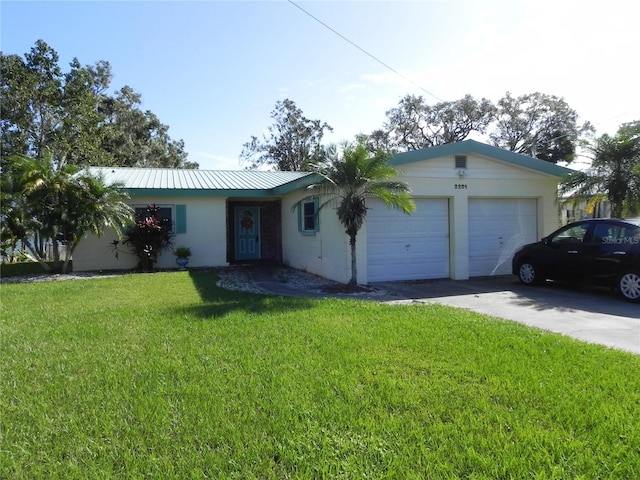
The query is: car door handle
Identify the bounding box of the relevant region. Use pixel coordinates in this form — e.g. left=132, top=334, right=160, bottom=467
left=567, top=250, right=578, bottom=254
left=612, top=251, right=626, bottom=255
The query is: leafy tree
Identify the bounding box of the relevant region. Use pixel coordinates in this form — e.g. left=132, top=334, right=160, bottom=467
left=561, top=121, right=640, bottom=218
left=0, top=157, right=39, bottom=261
left=307, top=142, right=415, bottom=285
left=0, top=154, right=132, bottom=272
left=0, top=40, right=111, bottom=167
left=1, top=40, right=194, bottom=169
left=99, top=87, right=196, bottom=168
left=355, top=129, right=392, bottom=155
left=121, top=204, right=173, bottom=272
left=241, top=99, right=333, bottom=171
left=381, top=94, right=495, bottom=151
left=489, top=92, right=593, bottom=163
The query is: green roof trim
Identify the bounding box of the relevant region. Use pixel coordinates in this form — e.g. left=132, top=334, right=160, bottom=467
left=272, top=172, right=322, bottom=195
left=389, top=140, right=575, bottom=177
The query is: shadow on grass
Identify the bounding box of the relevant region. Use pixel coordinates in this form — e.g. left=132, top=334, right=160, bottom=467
left=182, top=269, right=318, bottom=319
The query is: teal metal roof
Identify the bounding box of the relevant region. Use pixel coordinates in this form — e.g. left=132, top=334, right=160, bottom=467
left=389, top=140, right=575, bottom=177
left=87, top=140, right=572, bottom=197
left=88, top=167, right=319, bottom=197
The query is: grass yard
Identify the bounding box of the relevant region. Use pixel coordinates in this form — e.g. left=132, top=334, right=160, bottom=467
left=1, top=271, right=639, bottom=479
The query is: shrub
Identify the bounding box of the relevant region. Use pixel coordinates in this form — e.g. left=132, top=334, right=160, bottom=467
left=173, top=246, right=192, bottom=258
left=122, top=204, right=172, bottom=271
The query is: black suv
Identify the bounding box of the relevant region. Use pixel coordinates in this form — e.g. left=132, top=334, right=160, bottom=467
left=512, top=218, right=640, bottom=302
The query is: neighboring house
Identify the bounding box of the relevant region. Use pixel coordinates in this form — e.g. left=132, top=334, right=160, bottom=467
left=559, top=197, right=612, bottom=224
left=73, top=140, right=573, bottom=284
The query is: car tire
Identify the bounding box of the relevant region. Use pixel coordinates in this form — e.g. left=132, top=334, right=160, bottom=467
left=517, top=260, right=541, bottom=285
left=618, top=270, right=640, bottom=303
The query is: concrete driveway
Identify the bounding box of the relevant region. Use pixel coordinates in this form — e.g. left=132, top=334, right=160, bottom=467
left=373, top=276, right=640, bottom=355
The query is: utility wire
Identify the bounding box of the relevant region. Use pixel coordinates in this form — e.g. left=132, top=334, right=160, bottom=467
left=287, top=0, right=442, bottom=102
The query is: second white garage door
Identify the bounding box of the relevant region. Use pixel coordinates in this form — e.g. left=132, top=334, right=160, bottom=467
left=367, top=198, right=449, bottom=282
left=468, top=198, right=538, bottom=277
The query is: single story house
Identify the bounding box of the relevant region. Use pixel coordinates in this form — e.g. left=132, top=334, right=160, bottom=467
left=73, top=140, right=573, bottom=284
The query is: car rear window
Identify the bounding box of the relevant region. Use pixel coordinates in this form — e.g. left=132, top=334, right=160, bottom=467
left=594, top=223, right=640, bottom=245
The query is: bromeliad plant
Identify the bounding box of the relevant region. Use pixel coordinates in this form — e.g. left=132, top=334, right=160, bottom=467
left=122, top=204, right=172, bottom=272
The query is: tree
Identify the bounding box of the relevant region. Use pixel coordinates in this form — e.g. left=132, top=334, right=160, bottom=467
left=489, top=92, right=593, bottom=163
left=0, top=154, right=133, bottom=273
left=1, top=40, right=194, bottom=169
left=99, top=87, right=196, bottom=168
left=0, top=40, right=112, bottom=167
left=307, top=142, right=415, bottom=285
left=121, top=204, right=173, bottom=272
left=382, top=94, right=495, bottom=151
left=561, top=121, right=640, bottom=218
left=241, top=99, right=333, bottom=171
left=355, top=129, right=392, bottom=155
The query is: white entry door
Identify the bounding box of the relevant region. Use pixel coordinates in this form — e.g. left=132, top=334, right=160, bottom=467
left=367, top=198, right=449, bottom=282
left=468, top=198, right=538, bottom=276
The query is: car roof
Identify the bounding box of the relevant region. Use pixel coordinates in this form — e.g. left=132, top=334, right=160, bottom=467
left=572, top=218, right=640, bottom=227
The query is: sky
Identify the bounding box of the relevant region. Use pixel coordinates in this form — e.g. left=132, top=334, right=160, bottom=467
left=2, top=0, right=639, bottom=170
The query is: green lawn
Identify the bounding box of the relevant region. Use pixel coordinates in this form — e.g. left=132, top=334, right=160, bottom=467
left=1, top=271, right=638, bottom=479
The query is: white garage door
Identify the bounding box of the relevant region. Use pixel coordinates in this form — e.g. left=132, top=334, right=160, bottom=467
left=468, top=198, right=538, bottom=277
left=367, top=198, right=449, bottom=282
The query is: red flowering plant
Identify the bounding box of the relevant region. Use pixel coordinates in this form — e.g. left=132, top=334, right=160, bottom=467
left=122, top=204, right=173, bottom=271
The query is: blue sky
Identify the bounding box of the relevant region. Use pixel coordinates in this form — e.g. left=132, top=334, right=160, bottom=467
left=2, top=0, right=639, bottom=170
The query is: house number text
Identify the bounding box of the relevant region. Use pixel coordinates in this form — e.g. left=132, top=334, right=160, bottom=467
left=454, top=183, right=468, bottom=189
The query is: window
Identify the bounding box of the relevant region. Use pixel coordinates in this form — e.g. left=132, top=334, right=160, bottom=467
left=594, top=223, right=640, bottom=245
left=455, top=155, right=467, bottom=169
left=133, top=204, right=187, bottom=234
left=298, top=197, right=319, bottom=234
left=550, top=223, right=588, bottom=245
left=303, top=202, right=315, bottom=231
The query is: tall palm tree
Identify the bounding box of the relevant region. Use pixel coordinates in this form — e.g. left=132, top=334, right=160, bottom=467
left=309, top=141, right=415, bottom=285
left=561, top=121, right=640, bottom=218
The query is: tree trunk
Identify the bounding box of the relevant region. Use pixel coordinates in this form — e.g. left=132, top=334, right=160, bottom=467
left=51, top=239, right=62, bottom=272
left=349, top=233, right=357, bottom=285
left=21, top=238, right=51, bottom=271
left=61, top=240, right=76, bottom=274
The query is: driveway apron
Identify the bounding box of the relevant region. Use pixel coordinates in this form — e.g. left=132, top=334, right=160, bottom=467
left=373, top=277, right=640, bottom=355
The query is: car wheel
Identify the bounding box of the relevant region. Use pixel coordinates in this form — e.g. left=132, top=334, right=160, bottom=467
left=517, top=260, right=541, bottom=285
left=618, top=270, right=640, bottom=302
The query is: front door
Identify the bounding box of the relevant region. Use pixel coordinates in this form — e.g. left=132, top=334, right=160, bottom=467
left=234, top=206, right=260, bottom=260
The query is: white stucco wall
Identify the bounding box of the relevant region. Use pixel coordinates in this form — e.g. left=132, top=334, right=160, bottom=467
left=280, top=191, right=356, bottom=284
left=73, top=195, right=228, bottom=272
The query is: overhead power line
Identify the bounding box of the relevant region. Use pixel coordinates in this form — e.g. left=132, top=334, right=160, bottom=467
left=287, top=0, right=442, bottom=102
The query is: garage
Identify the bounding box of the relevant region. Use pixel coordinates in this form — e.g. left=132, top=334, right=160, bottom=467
left=282, top=140, right=571, bottom=285
left=367, top=198, right=450, bottom=282
left=468, top=198, right=538, bottom=276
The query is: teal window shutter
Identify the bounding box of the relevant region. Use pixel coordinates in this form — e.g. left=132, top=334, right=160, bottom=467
left=176, top=205, right=187, bottom=233
left=313, top=197, right=320, bottom=232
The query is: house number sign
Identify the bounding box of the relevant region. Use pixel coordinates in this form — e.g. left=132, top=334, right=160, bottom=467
left=454, top=184, right=468, bottom=189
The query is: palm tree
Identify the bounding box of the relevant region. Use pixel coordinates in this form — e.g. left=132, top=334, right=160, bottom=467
left=308, top=141, right=415, bottom=285
left=2, top=154, right=132, bottom=272
left=561, top=121, right=640, bottom=218
left=56, top=170, right=133, bottom=273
